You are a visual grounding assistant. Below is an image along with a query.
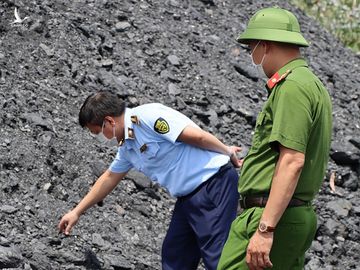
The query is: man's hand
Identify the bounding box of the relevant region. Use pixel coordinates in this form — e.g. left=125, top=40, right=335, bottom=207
left=58, top=210, right=80, bottom=235
left=228, top=146, right=243, bottom=168
left=246, top=230, right=274, bottom=270
left=178, top=126, right=244, bottom=166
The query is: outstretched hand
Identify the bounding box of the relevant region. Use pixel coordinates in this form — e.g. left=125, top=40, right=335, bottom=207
left=58, top=210, right=80, bottom=235
left=228, top=146, right=244, bottom=168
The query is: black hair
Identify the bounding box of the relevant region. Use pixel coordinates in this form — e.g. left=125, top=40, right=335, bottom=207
left=78, top=91, right=126, bottom=127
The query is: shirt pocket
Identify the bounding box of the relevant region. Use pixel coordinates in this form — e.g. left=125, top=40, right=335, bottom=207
left=251, top=111, right=268, bottom=149
left=141, top=142, right=160, bottom=160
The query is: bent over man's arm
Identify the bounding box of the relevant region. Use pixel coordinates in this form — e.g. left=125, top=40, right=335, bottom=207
left=58, top=170, right=127, bottom=235
left=178, top=125, right=243, bottom=168
left=246, top=145, right=305, bottom=269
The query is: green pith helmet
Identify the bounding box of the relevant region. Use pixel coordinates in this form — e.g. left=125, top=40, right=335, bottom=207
left=237, top=7, right=309, bottom=47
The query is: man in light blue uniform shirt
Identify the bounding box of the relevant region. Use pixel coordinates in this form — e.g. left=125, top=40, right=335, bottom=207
left=110, top=103, right=230, bottom=197
left=58, top=91, right=241, bottom=270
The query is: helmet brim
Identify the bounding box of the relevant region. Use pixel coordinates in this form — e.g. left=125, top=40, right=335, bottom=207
left=237, top=28, right=309, bottom=47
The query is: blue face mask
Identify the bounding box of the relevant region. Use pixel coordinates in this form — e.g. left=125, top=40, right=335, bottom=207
left=95, top=121, right=119, bottom=147
left=250, top=41, right=267, bottom=79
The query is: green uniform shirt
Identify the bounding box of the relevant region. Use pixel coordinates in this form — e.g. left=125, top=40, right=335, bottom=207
left=239, top=58, right=332, bottom=201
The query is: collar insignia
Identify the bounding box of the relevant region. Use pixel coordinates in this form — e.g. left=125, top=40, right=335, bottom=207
left=130, top=115, right=140, bottom=125
left=128, top=128, right=135, bottom=139
left=267, top=69, right=291, bottom=90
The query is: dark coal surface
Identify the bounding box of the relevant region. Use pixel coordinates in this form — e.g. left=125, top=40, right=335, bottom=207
left=0, top=0, right=359, bottom=269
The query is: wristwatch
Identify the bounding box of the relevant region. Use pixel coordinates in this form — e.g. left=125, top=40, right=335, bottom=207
left=258, top=222, right=276, bottom=233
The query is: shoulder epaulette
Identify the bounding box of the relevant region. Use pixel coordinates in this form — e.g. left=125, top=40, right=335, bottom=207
left=130, top=115, right=140, bottom=125
left=267, top=69, right=291, bottom=90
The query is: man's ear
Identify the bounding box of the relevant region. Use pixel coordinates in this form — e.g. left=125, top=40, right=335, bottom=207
left=104, top=116, right=115, bottom=126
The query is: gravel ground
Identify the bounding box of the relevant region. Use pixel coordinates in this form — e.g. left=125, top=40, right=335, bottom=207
left=0, top=0, right=359, bottom=269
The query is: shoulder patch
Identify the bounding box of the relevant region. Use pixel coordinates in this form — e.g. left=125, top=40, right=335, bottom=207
left=154, top=117, right=170, bottom=134
left=267, top=70, right=291, bottom=90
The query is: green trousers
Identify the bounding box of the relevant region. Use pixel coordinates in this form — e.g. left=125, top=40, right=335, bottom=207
left=217, top=205, right=317, bottom=270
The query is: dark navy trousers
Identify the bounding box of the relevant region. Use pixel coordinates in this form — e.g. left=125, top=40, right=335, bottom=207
left=162, top=164, right=239, bottom=270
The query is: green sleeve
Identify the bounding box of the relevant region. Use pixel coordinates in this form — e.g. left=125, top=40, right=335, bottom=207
left=269, top=80, right=313, bottom=153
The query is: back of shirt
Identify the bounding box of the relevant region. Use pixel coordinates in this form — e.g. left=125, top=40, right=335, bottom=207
left=109, top=103, right=229, bottom=197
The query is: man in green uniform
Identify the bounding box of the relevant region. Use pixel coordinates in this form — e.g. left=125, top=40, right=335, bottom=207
left=218, top=7, right=332, bottom=270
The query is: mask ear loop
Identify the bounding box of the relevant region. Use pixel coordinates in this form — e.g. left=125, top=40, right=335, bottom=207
left=101, top=121, right=105, bottom=134
left=102, top=118, right=115, bottom=135
left=250, top=40, right=261, bottom=56
left=251, top=41, right=267, bottom=69
left=112, top=122, right=116, bottom=139
left=259, top=49, right=266, bottom=66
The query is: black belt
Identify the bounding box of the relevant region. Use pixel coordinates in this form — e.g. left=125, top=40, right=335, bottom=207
left=239, top=196, right=310, bottom=209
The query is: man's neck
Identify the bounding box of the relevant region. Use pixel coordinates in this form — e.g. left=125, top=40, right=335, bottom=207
left=114, top=113, right=125, bottom=142
left=268, top=49, right=301, bottom=77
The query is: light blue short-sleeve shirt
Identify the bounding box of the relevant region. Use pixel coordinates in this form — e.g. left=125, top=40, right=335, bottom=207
left=109, top=103, right=229, bottom=197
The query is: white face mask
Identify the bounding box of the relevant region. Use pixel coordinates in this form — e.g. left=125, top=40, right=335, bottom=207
left=95, top=121, right=118, bottom=147
left=250, top=41, right=267, bottom=79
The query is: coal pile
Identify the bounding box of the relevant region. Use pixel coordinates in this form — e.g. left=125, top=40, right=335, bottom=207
left=0, top=0, right=359, bottom=269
